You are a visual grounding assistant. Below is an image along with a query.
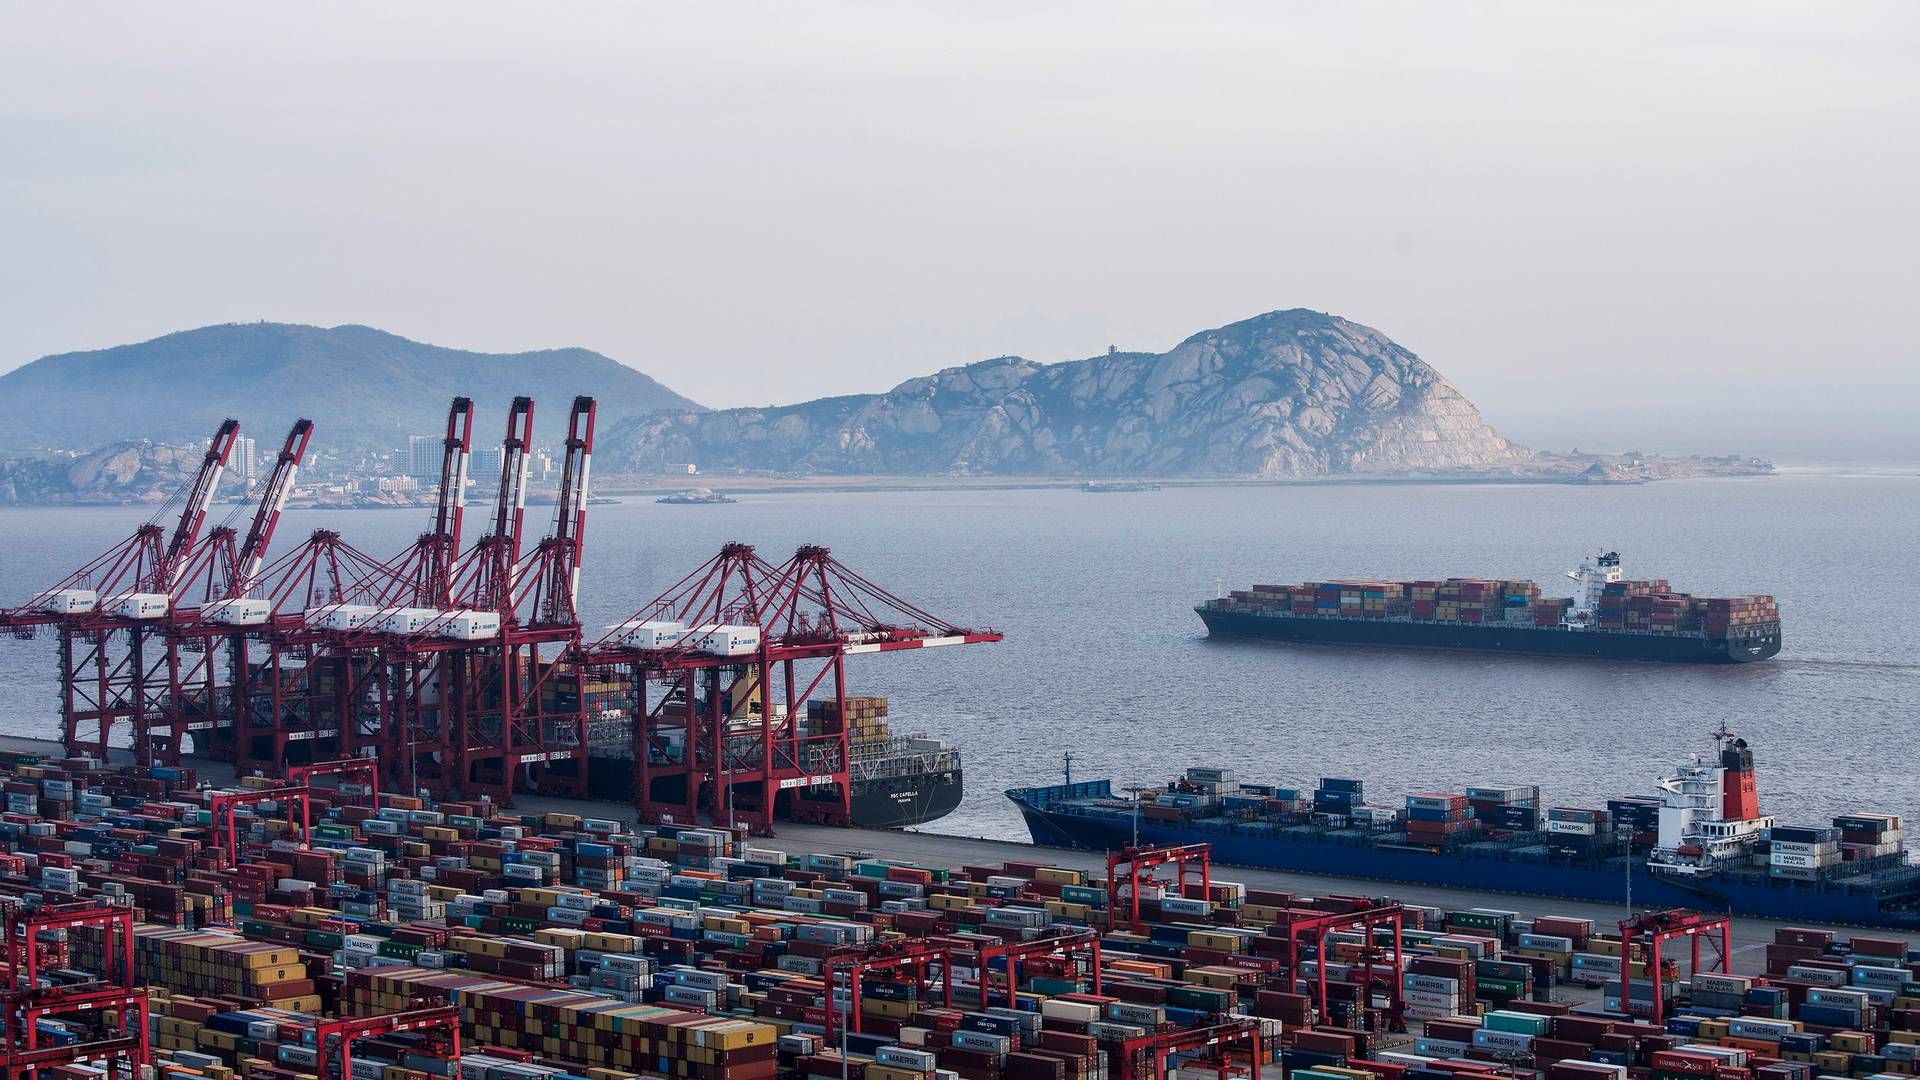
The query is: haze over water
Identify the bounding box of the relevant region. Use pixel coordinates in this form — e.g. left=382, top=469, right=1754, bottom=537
left=1, top=468, right=1916, bottom=841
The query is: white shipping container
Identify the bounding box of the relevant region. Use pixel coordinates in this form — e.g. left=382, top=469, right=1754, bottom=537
left=443, top=610, right=501, bottom=640
left=38, top=589, right=97, bottom=615
left=108, top=593, right=170, bottom=619
left=611, top=620, right=687, bottom=649
left=693, top=623, right=761, bottom=656
left=307, top=603, right=377, bottom=630
left=203, top=597, right=274, bottom=626
left=377, top=607, right=443, bottom=634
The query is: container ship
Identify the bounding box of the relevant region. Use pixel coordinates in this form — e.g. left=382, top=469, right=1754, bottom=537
left=584, top=692, right=963, bottom=829
left=1199, top=552, right=1781, bottom=663
left=1008, top=729, right=1920, bottom=928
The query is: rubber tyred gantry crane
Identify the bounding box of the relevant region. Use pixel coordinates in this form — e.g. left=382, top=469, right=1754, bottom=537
left=583, top=541, right=1002, bottom=834
left=1618, top=908, right=1731, bottom=1026
left=0, top=419, right=240, bottom=765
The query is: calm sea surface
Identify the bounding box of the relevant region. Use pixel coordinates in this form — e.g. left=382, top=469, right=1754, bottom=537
left=2, top=468, right=1916, bottom=841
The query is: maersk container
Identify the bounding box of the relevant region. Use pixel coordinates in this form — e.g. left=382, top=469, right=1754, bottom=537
left=443, top=610, right=501, bottom=640
left=37, top=589, right=96, bottom=615
left=377, top=607, right=442, bottom=634
left=203, top=597, right=273, bottom=626
left=107, top=593, right=170, bottom=619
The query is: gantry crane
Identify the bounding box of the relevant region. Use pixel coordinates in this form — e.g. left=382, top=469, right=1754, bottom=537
left=0, top=419, right=240, bottom=764
left=583, top=541, right=1002, bottom=833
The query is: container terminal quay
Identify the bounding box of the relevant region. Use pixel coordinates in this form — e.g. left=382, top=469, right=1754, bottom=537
left=4, top=403, right=1916, bottom=1080
left=0, top=732, right=1799, bottom=972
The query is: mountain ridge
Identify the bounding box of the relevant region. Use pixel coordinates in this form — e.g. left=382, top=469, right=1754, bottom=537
left=600, top=309, right=1528, bottom=478
left=0, top=322, right=704, bottom=456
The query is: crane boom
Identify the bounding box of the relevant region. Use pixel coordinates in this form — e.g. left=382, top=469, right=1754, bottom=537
left=538, top=396, right=595, bottom=624
left=159, top=419, right=240, bottom=591
left=492, top=396, right=535, bottom=569
left=229, top=419, right=314, bottom=597
left=420, top=397, right=475, bottom=607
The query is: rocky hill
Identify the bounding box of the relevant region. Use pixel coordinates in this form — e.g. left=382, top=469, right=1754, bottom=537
left=0, top=441, right=243, bottom=506
left=0, top=322, right=703, bottom=456
left=602, top=309, right=1528, bottom=477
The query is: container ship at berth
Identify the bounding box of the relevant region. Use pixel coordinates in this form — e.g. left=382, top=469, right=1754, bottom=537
left=584, top=691, right=963, bottom=830
left=1009, top=730, right=1920, bottom=928
left=1199, top=552, right=1781, bottom=663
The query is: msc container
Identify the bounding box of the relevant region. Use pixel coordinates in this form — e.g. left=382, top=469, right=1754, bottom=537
left=203, top=597, right=273, bottom=626
left=107, top=593, right=170, bottom=619
left=37, top=589, right=97, bottom=615
left=443, top=610, right=501, bottom=641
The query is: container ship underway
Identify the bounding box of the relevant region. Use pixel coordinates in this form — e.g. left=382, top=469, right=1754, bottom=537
left=1009, top=730, right=1920, bottom=928
left=1199, top=552, right=1781, bottom=663
left=582, top=690, right=962, bottom=830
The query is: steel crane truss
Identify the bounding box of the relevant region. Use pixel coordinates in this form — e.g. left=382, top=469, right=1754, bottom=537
left=311, top=1005, right=461, bottom=1080
left=206, top=786, right=312, bottom=864
left=968, top=928, right=1103, bottom=1010
left=0, top=983, right=151, bottom=1080
left=588, top=542, right=1002, bottom=835
left=1107, top=843, right=1213, bottom=930
left=0, top=420, right=241, bottom=765
left=320, top=395, right=594, bottom=805
left=822, top=938, right=958, bottom=1044
left=0, top=900, right=147, bottom=1080
left=4, top=902, right=135, bottom=993
left=1112, top=1019, right=1265, bottom=1080
left=1263, top=904, right=1407, bottom=1032
left=287, top=758, right=381, bottom=810
left=1618, top=908, right=1731, bottom=1026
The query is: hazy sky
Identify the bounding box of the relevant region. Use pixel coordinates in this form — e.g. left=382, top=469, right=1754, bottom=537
left=3, top=3, right=1916, bottom=457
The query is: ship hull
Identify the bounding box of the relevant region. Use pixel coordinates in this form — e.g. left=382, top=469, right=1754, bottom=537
left=585, top=755, right=963, bottom=830
left=1198, top=608, right=1780, bottom=664
left=1010, top=793, right=1917, bottom=929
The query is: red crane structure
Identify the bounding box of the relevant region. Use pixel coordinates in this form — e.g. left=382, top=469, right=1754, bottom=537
left=1107, top=843, right=1213, bottom=930
left=582, top=541, right=1003, bottom=833
left=1617, top=908, right=1731, bottom=1026
left=0, top=900, right=148, bottom=1080
left=967, top=928, right=1103, bottom=1009
left=1261, top=903, right=1407, bottom=1031
left=351, top=395, right=595, bottom=803
left=287, top=758, right=381, bottom=810
left=822, top=938, right=958, bottom=1044
left=1109, top=1019, right=1265, bottom=1080
left=0, top=419, right=240, bottom=765
left=310, top=1005, right=460, bottom=1080
left=157, top=418, right=316, bottom=765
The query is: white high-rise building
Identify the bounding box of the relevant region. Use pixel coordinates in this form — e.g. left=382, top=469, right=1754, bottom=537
left=406, top=435, right=444, bottom=483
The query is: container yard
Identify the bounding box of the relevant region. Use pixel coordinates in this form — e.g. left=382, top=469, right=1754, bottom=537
left=1199, top=552, right=1782, bottom=663
left=11, top=741, right=1920, bottom=1080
